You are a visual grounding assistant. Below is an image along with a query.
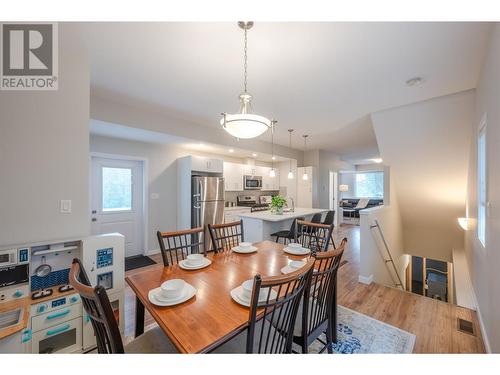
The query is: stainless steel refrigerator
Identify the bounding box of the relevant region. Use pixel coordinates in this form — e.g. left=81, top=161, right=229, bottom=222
left=191, top=176, right=225, bottom=250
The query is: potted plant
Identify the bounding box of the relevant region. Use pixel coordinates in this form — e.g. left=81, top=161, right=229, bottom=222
left=270, top=195, right=287, bottom=215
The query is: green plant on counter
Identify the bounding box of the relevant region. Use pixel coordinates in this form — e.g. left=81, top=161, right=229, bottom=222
left=270, top=195, right=287, bottom=214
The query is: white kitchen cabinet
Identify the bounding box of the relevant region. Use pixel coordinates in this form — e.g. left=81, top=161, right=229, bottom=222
left=224, top=207, right=251, bottom=223
left=191, top=156, right=223, bottom=173
left=223, top=162, right=244, bottom=191
left=243, top=165, right=259, bottom=176
left=223, top=162, right=279, bottom=192
left=262, top=167, right=280, bottom=191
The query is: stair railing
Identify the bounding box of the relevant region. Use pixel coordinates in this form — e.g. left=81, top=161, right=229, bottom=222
left=370, top=219, right=404, bottom=290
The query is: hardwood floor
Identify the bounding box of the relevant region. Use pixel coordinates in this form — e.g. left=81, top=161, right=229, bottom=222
left=124, top=225, right=485, bottom=353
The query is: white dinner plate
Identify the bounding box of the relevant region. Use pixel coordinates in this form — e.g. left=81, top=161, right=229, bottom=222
left=148, top=283, right=197, bottom=306
left=283, top=246, right=310, bottom=255
left=281, top=265, right=302, bottom=274
left=179, top=258, right=212, bottom=270
left=230, top=286, right=278, bottom=307
left=232, top=245, right=258, bottom=254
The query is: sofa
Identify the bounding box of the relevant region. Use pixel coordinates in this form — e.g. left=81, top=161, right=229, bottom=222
left=340, top=198, right=384, bottom=219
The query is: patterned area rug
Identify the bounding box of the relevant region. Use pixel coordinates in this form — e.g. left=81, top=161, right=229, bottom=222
left=307, top=306, right=416, bottom=354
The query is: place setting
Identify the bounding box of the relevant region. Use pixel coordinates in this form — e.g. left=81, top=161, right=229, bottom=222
left=148, top=278, right=197, bottom=307
left=281, top=259, right=307, bottom=274
left=283, top=242, right=311, bottom=256
left=179, top=253, right=212, bottom=270
left=230, top=279, right=278, bottom=307
left=232, top=241, right=258, bottom=254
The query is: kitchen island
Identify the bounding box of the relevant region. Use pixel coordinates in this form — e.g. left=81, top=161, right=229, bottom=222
left=238, top=208, right=328, bottom=243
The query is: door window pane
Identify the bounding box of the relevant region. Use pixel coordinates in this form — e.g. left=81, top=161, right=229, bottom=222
left=102, top=167, right=132, bottom=212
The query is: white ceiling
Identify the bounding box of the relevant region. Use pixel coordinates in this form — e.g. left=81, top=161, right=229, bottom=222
left=75, top=22, right=491, bottom=159
left=90, top=119, right=290, bottom=162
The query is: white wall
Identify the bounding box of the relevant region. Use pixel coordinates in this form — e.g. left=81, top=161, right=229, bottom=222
left=359, top=171, right=406, bottom=288
left=372, top=90, right=475, bottom=262
left=302, top=150, right=354, bottom=208
left=0, top=25, right=90, bottom=247
left=464, top=24, right=500, bottom=353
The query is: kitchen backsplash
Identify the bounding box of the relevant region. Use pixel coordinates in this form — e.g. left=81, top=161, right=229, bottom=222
left=225, top=190, right=280, bottom=205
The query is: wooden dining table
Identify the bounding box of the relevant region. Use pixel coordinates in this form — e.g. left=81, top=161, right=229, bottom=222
left=125, top=240, right=311, bottom=353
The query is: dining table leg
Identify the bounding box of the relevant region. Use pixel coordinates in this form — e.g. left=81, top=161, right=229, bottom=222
left=135, top=296, right=145, bottom=337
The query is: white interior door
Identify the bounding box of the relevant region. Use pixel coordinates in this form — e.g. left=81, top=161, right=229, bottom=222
left=91, top=157, right=144, bottom=257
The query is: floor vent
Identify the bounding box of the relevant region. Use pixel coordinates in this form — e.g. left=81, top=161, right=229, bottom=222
left=457, top=318, right=475, bottom=336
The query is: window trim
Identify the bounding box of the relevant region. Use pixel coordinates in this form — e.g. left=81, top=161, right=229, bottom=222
left=477, top=115, right=487, bottom=247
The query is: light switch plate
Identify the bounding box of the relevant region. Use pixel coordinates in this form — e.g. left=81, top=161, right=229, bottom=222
left=60, top=200, right=72, bottom=213
left=151, top=193, right=160, bottom=200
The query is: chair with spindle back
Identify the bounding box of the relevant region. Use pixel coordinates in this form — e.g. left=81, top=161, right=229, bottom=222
left=295, top=220, right=334, bottom=253
left=157, top=227, right=205, bottom=266
left=322, top=210, right=336, bottom=248
left=293, top=238, right=347, bottom=353
left=208, top=220, right=244, bottom=253
left=69, top=259, right=177, bottom=353
left=213, top=258, right=315, bottom=353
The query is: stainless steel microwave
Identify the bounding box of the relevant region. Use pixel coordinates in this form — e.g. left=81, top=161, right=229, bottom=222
left=244, top=175, right=263, bottom=190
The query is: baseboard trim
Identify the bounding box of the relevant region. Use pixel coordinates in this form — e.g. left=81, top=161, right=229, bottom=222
left=358, top=274, right=373, bottom=285
left=471, top=287, right=492, bottom=353
left=145, top=248, right=160, bottom=256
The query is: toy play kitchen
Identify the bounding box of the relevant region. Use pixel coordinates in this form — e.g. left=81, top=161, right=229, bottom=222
left=0, top=233, right=125, bottom=353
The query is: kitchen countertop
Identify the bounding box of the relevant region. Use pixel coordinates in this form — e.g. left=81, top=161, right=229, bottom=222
left=0, top=287, right=76, bottom=340
left=224, top=206, right=252, bottom=211
left=238, top=208, right=328, bottom=222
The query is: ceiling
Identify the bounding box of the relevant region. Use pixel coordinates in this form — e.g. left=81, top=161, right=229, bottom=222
left=90, top=119, right=290, bottom=163
left=75, top=22, right=491, bottom=160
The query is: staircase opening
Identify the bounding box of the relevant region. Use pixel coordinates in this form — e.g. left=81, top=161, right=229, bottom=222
left=404, top=255, right=453, bottom=303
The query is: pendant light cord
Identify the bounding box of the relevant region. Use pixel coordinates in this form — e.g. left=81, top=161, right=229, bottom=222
left=243, top=28, right=248, bottom=93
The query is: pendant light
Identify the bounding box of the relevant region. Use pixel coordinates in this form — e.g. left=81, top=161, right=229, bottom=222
left=220, top=22, right=274, bottom=139
left=287, top=129, right=294, bottom=179
left=302, top=135, right=309, bottom=180
left=269, top=121, right=277, bottom=177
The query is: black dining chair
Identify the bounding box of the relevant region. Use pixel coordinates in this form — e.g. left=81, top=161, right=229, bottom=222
left=208, top=220, right=244, bottom=253
left=157, top=227, right=205, bottom=266
left=294, top=220, right=334, bottom=253
left=321, top=210, right=336, bottom=248
left=293, top=238, right=347, bottom=353
left=69, top=259, right=177, bottom=354
left=213, top=258, right=316, bottom=353
left=270, top=217, right=305, bottom=244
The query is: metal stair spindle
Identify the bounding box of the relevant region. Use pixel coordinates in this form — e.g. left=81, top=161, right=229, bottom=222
left=369, top=219, right=404, bottom=290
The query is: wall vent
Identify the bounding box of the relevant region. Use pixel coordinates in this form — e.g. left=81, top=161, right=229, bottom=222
left=457, top=318, right=475, bottom=336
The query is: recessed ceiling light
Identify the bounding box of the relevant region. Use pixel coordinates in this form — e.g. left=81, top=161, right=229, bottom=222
left=372, top=158, right=383, bottom=163
left=271, top=156, right=276, bottom=160
left=406, top=77, right=423, bottom=87
left=252, top=153, right=258, bottom=157
left=228, top=148, right=234, bottom=153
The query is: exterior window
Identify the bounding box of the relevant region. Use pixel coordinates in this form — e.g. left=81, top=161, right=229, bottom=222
left=355, top=172, right=384, bottom=199
left=478, top=124, right=487, bottom=246
left=102, top=167, right=132, bottom=212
